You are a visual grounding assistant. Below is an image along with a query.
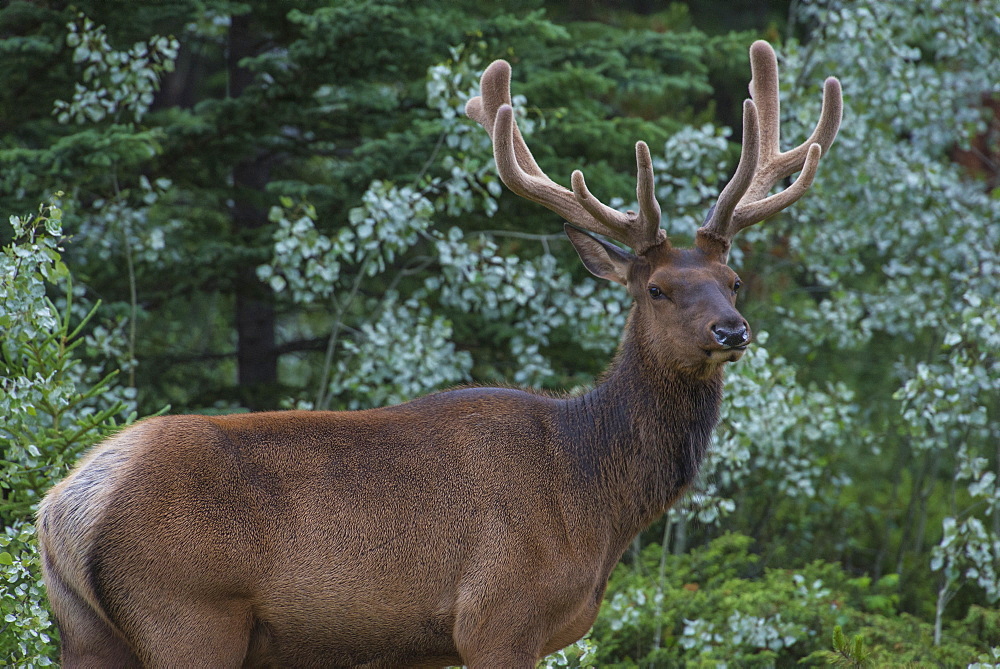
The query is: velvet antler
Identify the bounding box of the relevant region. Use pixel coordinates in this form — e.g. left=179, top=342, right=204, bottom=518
left=466, top=60, right=666, bottom=254
left=697, top=41, right=843, bottom=261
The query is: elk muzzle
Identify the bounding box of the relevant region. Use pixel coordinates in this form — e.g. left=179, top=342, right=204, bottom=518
left=703, top=315, right=751, bottom=364
left=711, top=323, right=749, bottom=349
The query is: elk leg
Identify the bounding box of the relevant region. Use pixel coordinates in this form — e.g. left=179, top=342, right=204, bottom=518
left=461, top=648, right=539, bottom=669
left=45, top=567, right=141, bottom=668
left=453, top=611, right=542, bottom=669
left=126, top=600, right=255, bottom=668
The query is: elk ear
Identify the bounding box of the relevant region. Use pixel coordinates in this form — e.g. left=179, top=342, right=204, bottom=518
left=564, top=224, right=633, bottom=286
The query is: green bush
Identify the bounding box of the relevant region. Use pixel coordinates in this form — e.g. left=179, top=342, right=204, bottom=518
left=590, top=533, right=992, bottom=667
left=0, top=199, right=134, bottom=666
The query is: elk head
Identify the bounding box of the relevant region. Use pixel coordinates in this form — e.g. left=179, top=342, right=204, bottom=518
left=466, top=41, right=842, bottom=376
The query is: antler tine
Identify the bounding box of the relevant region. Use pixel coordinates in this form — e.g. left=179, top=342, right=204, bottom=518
left=699, top=41, right=843, bottom=255
left=467, top=60, right=666, bottom=254
left=634, top=141, right=662, bottom=233
left=570, top=141, right=665, bottom=250
left=466, top=60, right=546, bottom=179
left=699, top=99, right=760, bottom=247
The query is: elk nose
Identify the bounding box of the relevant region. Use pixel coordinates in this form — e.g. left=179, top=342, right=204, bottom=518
left=712, top=323, right=749, bottom=348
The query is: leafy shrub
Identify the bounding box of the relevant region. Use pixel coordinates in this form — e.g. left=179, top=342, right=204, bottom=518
left=0, top=199, right=134, bottom=666
left=590, top=533, right=990, bottom=667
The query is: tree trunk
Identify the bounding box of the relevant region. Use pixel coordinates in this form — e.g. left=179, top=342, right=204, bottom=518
left=229, top=13, right=277, bottom=408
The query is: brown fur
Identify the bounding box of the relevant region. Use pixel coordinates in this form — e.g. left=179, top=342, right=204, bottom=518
left=37, top=240, right=748, bottom=668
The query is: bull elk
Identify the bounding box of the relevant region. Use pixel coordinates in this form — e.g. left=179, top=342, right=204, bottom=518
left=37, top=41, right=841, bottom=668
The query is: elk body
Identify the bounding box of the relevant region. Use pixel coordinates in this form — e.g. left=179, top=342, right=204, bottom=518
left=37, top=41, right=841, bottom=668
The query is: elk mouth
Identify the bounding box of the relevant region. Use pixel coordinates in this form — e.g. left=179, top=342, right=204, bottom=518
left=703, top=344, right=748, bottom=362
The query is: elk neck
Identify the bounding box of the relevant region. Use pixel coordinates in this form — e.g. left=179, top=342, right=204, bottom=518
left=555, top=309, right=724, bottom=540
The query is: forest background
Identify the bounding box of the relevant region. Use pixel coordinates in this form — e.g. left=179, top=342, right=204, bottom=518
left=0, top=0, right=998, bottom=666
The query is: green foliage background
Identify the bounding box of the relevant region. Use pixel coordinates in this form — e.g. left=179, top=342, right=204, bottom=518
left=1, top=0, right=998, bottom=665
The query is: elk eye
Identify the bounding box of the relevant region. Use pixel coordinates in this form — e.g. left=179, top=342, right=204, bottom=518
left=733, top=279, right=742, bottom=293
left=648, top=286, right=664, bottom=299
